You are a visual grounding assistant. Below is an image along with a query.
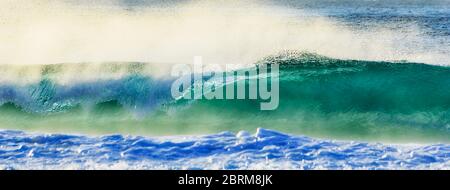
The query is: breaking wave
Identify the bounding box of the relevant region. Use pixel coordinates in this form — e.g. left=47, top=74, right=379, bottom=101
left=0, top=52, right=449, bottom=143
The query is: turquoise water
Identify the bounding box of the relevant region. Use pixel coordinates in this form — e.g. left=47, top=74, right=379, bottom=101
left=1, top=0, right=449, bottom=170
left=0, top=52, right=449, bottom=143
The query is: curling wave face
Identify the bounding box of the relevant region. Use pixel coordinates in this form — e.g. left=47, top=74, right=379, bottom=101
left=0, top=52, right=449, bottom=143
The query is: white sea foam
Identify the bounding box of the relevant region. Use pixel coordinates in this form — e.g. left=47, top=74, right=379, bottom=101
left=0, top=128, right=448, bottom=170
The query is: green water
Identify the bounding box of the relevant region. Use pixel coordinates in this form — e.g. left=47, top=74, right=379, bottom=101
left=1, top=53, right=450, bottom=143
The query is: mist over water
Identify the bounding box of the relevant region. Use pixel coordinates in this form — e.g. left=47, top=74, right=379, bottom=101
left=0, top=0, right=450, bottom=169
left=0, top=1, right=450, bottom=142
left=0, top=0, right=449, bottom=68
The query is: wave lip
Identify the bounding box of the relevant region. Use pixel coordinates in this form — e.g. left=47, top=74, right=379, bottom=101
left=0, top=129, right=448, bottom=170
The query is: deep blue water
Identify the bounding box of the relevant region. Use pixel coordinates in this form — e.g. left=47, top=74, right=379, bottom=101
left=0, top=128, right=448, bottom=170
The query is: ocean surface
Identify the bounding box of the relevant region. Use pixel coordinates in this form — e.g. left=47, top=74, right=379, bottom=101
left=0, top=128, right=449, bottom=170
left=0, top=0, right=449, bottom=169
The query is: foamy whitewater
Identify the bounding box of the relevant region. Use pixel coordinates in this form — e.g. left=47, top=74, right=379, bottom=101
left=0, top=0, right=449, bottom=169
left=0, top=129, right=449, bottom=170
